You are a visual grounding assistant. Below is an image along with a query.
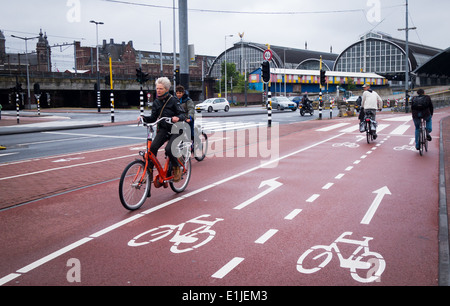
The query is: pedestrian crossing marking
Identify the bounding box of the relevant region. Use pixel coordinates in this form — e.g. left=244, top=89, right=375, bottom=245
left=316, top=123, right=351, bottom=132
left=315, top=122, right=413, bottom=136
left=390, top=125, right=411, bottom=135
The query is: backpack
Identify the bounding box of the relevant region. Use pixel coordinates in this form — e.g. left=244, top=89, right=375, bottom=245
left=412, top=95, right=428, bottom=111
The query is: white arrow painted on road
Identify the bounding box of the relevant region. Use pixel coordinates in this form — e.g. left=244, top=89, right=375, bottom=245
left=233, top=177, right=283, bottom=210
left=361, top=186, right=392, bottom=225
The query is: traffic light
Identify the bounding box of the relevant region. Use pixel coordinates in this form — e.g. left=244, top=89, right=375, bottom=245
left=261, top=61, right=271, bottom=83
left=136, top=68, right=149, bottom=85
left=105, top=75, right=110, bottom=86
left=174, top=69, right=180, bottom=85
left=34, top=83, right=41, bottom=95
left=320, top=69, right=326, bottom=86
left=136, top=68, right=143, bottom=84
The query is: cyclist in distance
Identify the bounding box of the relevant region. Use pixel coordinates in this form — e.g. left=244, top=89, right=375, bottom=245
left=176, top=85, right=195, bottom=141
left=360, top=83, right=383, bottom=139
left=140, top=77, right=186, bottom=182
left=411, top=88, right=434, bottom=150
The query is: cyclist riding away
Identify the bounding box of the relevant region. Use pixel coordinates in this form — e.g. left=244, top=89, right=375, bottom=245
left=360, top=83, right=383, bottom=139
left=411, top=88, right=434, bottom=150
left=140, top=77, right=186, bottom=182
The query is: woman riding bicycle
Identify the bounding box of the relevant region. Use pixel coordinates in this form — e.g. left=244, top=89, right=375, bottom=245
left=140, top=77, right=186, bottom=182
left=411, top=89, right=434, bottom=150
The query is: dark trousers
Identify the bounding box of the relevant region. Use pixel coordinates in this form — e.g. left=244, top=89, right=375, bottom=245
left=150, top=128, right=181, bottom=167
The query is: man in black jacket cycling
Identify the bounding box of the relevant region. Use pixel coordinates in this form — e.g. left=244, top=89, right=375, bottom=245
left=140, top=77, right=186, bottom=181
left=411, top=88, right=434, bottom=150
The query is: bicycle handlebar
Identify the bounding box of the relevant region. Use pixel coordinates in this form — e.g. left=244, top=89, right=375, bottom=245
left=138, top=116, right=173, bottom=127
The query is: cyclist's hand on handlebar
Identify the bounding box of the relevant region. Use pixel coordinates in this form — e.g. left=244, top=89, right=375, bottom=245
left=171, top=116, right=180, bottom=123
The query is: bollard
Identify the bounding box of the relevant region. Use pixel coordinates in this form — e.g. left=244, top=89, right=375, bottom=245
left=110, top=92, right=115, bottom=123
left=268, top=90, right=272, bottom=128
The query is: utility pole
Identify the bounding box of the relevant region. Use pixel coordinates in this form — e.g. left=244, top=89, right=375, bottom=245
left=398, top=0, right=416, bottom=113
left=178, top=0, right=189, bottom=89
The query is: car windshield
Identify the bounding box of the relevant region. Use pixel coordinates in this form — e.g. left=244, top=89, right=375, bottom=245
left=202, top=99, right=214, bottom=104
left=276, top=97, right=291, bottom=103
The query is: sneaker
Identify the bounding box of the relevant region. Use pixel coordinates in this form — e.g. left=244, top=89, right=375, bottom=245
left=427, top=134, right=432, bottom=141
left=373, top=134, right=378, bottom=140
left=173, top=166, right=181, bottom=182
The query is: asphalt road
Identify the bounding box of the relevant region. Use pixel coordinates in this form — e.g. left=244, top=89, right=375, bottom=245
left=0, top=108, right=448, bottom=292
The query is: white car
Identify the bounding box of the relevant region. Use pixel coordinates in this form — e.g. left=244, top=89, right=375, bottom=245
left=196, top=98, right=230, bottom=113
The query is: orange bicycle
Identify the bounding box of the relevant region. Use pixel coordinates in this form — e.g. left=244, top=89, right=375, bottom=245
left=119, top=117, right=192, bottom=211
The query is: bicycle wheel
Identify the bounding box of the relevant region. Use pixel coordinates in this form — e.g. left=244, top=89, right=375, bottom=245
left=366, top=123, right=372, bottom=144
left=119, top=160, right=151, bottom=211
left=194, top=132, right=208, bottom=161
left=419, top=127, right=424, bottom=156
left=169, top=158, right=192, bottom=193
left=424, top=125, right=428, bottom=153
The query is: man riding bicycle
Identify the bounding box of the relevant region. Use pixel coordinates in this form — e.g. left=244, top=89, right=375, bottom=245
left=411, top=88, right=434, bottom=150
left=360, top=84, right=382, bottom=139
left=176, top=85, right=195, bottom=141
left=140, top=77, right=186, bottom=182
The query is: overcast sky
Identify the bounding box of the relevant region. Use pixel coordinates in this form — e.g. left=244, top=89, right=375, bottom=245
left=1, top=0, right=449, bottom=71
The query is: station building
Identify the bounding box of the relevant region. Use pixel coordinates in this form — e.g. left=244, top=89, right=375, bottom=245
left=210, top=31, right=447, bottom=96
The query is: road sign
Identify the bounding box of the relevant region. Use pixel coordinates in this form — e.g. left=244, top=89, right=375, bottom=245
left=263, top=49, right=273, bottom=61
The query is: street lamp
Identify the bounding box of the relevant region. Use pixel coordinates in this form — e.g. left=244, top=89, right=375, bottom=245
left=11, top=34, right=40, bottom=109
left=224, top=34, right=233, bottom=101
left=90, top=20, right=104, bottom=112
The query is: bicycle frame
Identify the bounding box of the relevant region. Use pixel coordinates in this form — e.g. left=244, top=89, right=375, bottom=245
left=138, top=117, right=188, bottom=188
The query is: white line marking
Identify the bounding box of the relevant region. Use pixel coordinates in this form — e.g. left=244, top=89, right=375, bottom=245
left=255, top=229, right=278, bottom=244
left=212, top=257, right=245, bottom=279
left=316, top=123, right=350, bottom=132
left=285, top=209, right=302, bottom=220
left=322, top=183, right=334, bottom=190
left=306, top=194, right=320, bottom=203
left=335, top=173, right=345, bottom=179
left=390, top=125, right=411, bottom=135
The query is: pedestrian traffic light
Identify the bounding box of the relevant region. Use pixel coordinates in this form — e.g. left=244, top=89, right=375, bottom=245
left=320, top=69, right=326, bottom=86
left=261, top=61, right=271, bottom=83
left=105, top=75, right=111, bottom=86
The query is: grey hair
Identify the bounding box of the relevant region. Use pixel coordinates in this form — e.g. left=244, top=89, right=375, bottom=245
left=155, top=77, right=171, bottom=90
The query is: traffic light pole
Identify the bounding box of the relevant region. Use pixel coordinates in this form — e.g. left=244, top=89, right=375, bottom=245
left=268, top=85, right=272, bottom=128
left=140, top=87, right=144, bottom=116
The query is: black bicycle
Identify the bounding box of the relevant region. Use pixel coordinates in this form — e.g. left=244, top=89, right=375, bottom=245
left=192, top=125, right=208, bottom=161
left=418, top=118, right=428, bottom=156
left=364, top=110, right=376, bottom=144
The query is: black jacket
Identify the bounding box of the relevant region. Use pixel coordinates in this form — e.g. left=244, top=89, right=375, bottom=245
left=143, top=94, right=186, bottom=130
left=411, top=94, right=433, bottom=119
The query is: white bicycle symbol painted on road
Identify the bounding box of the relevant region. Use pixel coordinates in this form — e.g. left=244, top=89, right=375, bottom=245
left=128, top=215, right=224, bottom=253
left=297, top=232, right=386, bottom=283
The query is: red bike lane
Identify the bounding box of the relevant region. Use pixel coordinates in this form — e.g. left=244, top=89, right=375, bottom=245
left=0, top=111, right=446, bottom=286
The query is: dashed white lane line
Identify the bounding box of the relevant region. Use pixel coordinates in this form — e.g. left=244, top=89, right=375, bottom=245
left=322, top=183, right=334, bottom=190
left=255, top=229, right=279, bottom=244
left=306, top=194, right=320, bottom=203
left=212, top=257, right=245, bottom=279
left=285, top=209, right=303, bottom=220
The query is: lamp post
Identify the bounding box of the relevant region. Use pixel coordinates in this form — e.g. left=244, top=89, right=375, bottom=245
left=90, top=20, right=104, bottom=112
left=224, top=34, right=233, bottom=101
left=11, top=34, right=40, bottom=109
